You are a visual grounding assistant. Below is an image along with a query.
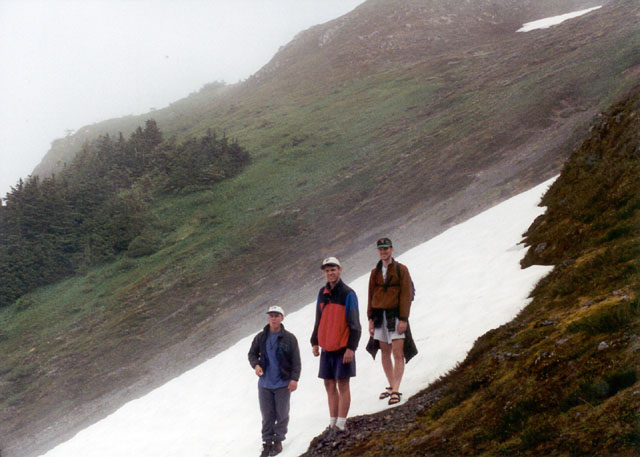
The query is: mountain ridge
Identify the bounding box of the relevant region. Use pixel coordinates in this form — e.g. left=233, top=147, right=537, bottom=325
left=31, top=0, right=608, bottom=181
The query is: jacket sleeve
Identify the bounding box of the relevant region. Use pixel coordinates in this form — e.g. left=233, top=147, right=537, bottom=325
left=310, top=289, right=323, bottom=346
left=367, top=269, right=375, bottom=320
left=398, top=264, right=413, bottom=321
left=345, top=291, right=362, bottom=351
left=248, top=333, right=261, bottom=369
left=289, top=334, right=302, bottom=381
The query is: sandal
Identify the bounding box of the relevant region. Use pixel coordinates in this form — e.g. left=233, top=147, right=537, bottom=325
left=388, top=392, right=402, bottom=405
left=379, top=387, right=392, bottom=400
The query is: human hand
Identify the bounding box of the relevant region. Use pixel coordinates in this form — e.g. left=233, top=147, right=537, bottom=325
left=288, top=380, right=298, bottom=392
left=398, top=320, right=408, bottom=334
left=254, top=365, right=264, bottom=377
left=343, top=348, right=354, bottom=364
left=312, top=345, right=320, bottom=357
left=368, top=319, right=374, bottom=337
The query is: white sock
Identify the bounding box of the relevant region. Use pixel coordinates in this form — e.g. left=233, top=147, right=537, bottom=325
left=336, top=417, right=347, bottom=430
left=329, top=417, right=337, bottom=427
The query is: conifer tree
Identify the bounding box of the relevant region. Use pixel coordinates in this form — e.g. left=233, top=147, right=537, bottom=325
left=0, top=120, right=250, bottom=307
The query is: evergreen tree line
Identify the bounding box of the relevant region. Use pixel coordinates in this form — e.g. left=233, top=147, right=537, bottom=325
left=0, top=120, right=250, bottom=307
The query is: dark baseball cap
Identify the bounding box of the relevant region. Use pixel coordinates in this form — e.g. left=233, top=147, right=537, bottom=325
left=376, top=237, right=393, bottom=248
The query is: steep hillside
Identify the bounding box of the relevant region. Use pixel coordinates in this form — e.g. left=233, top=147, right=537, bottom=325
left=303, top=83, right=640, bottom=456
left=32, top=0, right=608, bottom=180
left=2, top=1, right=639, bottom=456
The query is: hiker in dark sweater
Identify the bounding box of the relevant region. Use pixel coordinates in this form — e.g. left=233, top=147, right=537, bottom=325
left=248, top=305, right=301, bottom=457
left=366, top=237, right=417, bottom=406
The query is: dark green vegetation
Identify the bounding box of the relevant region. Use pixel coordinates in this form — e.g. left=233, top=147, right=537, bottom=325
left=2, top=1, right=639, bottom=456
left=0, top=120, right=249, bottom=307
left=306, top=83, right=640, bottom=457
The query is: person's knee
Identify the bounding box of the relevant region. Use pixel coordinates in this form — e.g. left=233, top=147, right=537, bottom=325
left=392, top=340, right=405, bottom=359
left=337, top=379, right=350, bottom=393
left=324, top=379, right=337, bottom=393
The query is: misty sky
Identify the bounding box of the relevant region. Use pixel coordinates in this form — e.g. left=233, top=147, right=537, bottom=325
left=0, top=0, right=364, bottom=200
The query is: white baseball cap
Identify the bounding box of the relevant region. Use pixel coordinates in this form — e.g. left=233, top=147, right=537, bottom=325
left=266, top=305, right=285, bottom=317
left=321, top=256, right=342, bottom=269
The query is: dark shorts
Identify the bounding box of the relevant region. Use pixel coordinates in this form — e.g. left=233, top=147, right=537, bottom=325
left=318, top=348, right=356, bottom=379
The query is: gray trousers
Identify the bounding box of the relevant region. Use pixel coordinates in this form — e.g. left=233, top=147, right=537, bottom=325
left=258, top=385, right=290, bottom=442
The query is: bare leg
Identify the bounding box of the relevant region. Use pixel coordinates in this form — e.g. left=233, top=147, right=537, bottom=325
left=391, top=338, right=405, bottom=392
left=336, top=378, right=351, bottom=418
left=379, top=341, right=394, bottom=389
left=324, top=379, right=339, bottom=418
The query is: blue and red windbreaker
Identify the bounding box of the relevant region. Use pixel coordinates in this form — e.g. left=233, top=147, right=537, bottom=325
left=310, top=279, right=361, bottom=352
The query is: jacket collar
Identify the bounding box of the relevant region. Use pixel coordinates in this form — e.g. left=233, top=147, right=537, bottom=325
left=323, top=278, right=344, bottom=293
left=376, top=258, right=396, bottom=271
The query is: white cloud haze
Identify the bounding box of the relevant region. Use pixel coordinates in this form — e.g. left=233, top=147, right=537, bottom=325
left=0, top=0, right=363, bottom=199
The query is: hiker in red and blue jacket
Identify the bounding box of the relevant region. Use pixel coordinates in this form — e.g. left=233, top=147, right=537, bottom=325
left=311, top=256, right=361, bottom=435
left=249, top=305, right=301, bottom=457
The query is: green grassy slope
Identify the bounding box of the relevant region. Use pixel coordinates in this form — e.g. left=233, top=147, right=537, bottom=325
left=304, top=82, right=640, bottom=457
left=2, top=1, right=639, bottom=456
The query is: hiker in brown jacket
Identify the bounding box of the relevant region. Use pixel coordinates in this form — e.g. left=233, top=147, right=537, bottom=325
left=366, top=237, right=417, bottom=406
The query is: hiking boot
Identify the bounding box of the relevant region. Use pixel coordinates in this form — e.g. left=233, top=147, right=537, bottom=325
left=269, top=440, right=283, bottom=456
left=326, top=425, right=349, bottom=441
left=260, top=441, right=273, bottom=457
left=334, top=426, right=349, bottom=438
left=324, top=426, right=337, bottom=441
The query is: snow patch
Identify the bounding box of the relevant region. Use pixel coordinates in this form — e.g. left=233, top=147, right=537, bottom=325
left=517, top=6, right=602, bottom=33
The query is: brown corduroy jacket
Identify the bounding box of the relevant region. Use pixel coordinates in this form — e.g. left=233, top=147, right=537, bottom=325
left=367, top=259, right=413, bottom=321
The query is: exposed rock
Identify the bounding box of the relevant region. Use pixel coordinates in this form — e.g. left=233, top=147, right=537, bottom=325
left=302, top=386, right=445, bottom=457
left=534, top=242, right=548, bottom=254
